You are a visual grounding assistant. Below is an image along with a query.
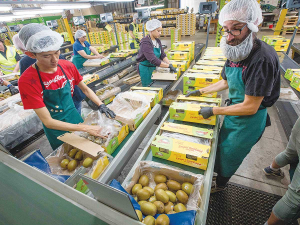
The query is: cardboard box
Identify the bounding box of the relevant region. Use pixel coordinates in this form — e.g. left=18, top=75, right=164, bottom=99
left=169, top=102, right=218, bottom=125
left=273, top=45, right=288, bottom=52
left=151, top=135, right=210, bottom=170
left=110, top=52, right=129, bottom=58
left=291, top=75, right=300, bottom=92
left=183, top=85, right=217, bottom=97
left=183, top=73, right=221, bottom=87
left=152, top=68, right=181, bottom=81
left=192, top=65, right=223, bottom=73
left=196, top=60, right=225, bottom=67
left=169, top=60, right=189, bottom=72
left=176, top=95, right=221, bottom=106
left=83, top=74, right=99, bottom=85
left=202, top=55, right=227, bottom=61
left=161, top=122, right=214, bottom=140
left=284, top=69, right=300, bottom=81
left=171, top=42, right=193, bottom=51
left=82, top=111, right=129, bottom=155
left=162, top=90, right=182, bottom=106
left=167, top=51, right=190, bottom=60
left=187, top=69, right=222, bottom=76
left=130, top=87, right=163, bottom=102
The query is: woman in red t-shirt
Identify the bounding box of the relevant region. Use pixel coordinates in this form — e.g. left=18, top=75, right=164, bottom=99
left=18, top=24, right=115, bottom=150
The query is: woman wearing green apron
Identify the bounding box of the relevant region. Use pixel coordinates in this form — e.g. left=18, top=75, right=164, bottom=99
left=72, top=30, right=104, bottom=70
left=136, top=19, right=176, bottom=87
left=186, top=0, right=280, bottom=192
left=18, top=24, right=115, bottom=150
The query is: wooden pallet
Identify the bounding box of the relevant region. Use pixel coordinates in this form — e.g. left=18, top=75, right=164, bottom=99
left=282, top=30, right=300, bottom=35
left=283, top=16, right=298, bottom=26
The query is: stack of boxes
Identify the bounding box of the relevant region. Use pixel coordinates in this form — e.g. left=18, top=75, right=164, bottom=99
left=284, top=69, right=300, bottom=92
left=88, top=31, right=111, bottom=45
left=171, top=28, right=181, bottom=45
left=168, top=41, right=194, bottom=74
left=56, top=18, right=67, bottom=33
left=182, top=47, right=226, bottom=97
left=60, top=32, right=70, bottom=42
left=262, top=35, right=291, bottom=52
left=176, top=14, right=196, bottom=36
left=115, top=23, right=127, bottom=33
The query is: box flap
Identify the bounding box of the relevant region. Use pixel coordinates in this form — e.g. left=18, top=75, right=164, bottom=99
left=176, top=95, right=221, bottom=103
left=57, top=133, right=104, bottom=157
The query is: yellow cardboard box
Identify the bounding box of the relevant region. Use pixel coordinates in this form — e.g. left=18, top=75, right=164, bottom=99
left=187, top=69, right=222, bottom=76
left=284, top=69, right=300, bottom=81
left=169, top=101, right=219, bottom=125
left=169, top=60, right=189, bottom=72
left=130, top=86, right=163, bottom=101
left=202, top=55, right=227, bottom=61
left=196, top=60, right=225, bottom=67
left=176, top=95, right=221, bottom=106
left=151, top=135, right=210, bottom=170
left=192, top=65, right=223, bottom=73
left=167, top=51, right=190, bottom=60
left=183, top=85, right=217, bottom=97
left=183, top=73, right=221, bottom=87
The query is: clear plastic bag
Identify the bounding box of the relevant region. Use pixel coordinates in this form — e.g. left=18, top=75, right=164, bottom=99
left=76, top=111, right=122, bottom=147
left=132, top=90, right=158, bottom=94
left=161, top=131, right=211, bottom=146
left=123, top=161, right=204, bottom=211
left=46, top=143, right=113, bottom=177
left=155, top=67, right=170, bottom=73
left=107, top=91, right=150, bottom=122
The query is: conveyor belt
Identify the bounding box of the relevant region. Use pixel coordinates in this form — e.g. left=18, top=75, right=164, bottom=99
left=275, top=100, right=298, bottom=139
left=207, top=182, right=298, bottom=225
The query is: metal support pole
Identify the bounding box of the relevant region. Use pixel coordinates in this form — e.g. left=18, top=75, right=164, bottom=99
left=83, top=24, right=91, bottom=44
left=287, top=8, right=300, bottom=55
left=143, top=21, right=146, bottom=38
left=205, top=14, right=212, bottom=49
left=113, top=22, right=119, bottom=46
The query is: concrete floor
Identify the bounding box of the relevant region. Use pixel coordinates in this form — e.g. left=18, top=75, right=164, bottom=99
left=16, top=30, right=300, bottom=200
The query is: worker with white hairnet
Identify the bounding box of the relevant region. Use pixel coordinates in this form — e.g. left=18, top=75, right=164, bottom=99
left=136, top=19, right=176, bottom=86
left=72, top=29, right=104, bottom=69
left=18, top=23, right=115, bottom=150
left=187, top=0, right=280, bottom=193
left=129, top=13, right=140, bottom=49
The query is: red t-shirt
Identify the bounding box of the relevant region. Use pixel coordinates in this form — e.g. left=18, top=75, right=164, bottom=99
left=19, top=60, right=83, bottom=110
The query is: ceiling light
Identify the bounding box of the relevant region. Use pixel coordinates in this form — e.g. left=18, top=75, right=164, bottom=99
left=13, top=9, right=63, bottom=16
left=93, top=0, right=134, bottom=2
left=0, top=5, right=12, bottom=12
left=135, top=4, right=164, bottom=10
left=41, top=3, right=91, bottom=10
left=0, top=15, right=32, bottom=22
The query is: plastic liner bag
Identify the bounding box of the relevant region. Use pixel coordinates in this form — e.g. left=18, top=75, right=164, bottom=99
left=124, top=161, right=204, bottom=210
left=0, top=101, right=34, bottom=131
left=46, top=143, right=113, bottom=177
left=83, top=57, right=110, bottom=67
left=132, top=90, right=158, bottom=94
left=110, top=179, right=197, bottom=224
left=95, top=85, right=121, bottom=101
left=23, top=150, right=70, bottom=183
left=162, top=90, right=182, bottom=106
left=107, top=91, right=151, bottom=123
left=161, top=131, right=211, bottom=146
left=177, top=100, right=217, bottom=106
left=77, top=110, right=122, bottom=147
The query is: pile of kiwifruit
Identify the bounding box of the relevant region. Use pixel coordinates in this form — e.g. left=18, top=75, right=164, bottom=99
left=60, top=148, right=94, bottom=172
left=132, top=174, right=194, bottom=225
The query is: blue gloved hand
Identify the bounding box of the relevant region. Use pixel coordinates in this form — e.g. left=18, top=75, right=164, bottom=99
left=185, top=89, right=201, bottom=97
left=98, top=104, right=116, bottom=119
left=198, top=107, right=214, bottom=119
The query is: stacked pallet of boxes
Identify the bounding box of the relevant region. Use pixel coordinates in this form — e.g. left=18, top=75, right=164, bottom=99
left=182, top=47, right=226, bottom=97
left=57, top=18, right=67, bottom=33
left=176, top=14, right=196, bottom=36
left=115, top=23, right=127, bottom=33
left=168, top=41, right=194, bottom=75
left=116, top=32, right=130, bottom=50
left=284, top=69, right=300, bottom=92
left=89, top=31, right=111, bottom=45
left=171, top=28, right=181, bottom=45
left=262, top=35, right=291, bottom=52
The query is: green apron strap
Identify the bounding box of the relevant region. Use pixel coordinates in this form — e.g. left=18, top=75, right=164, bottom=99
left=72, top=44, right=92, bottom=69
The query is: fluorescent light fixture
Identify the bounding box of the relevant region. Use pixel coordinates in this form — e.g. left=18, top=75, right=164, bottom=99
left=135, top=4, right=164, bottom=10
left=0, top=15, right=31, bottom=22
left=0, top=5, right=12, bottom=12
left=41, top=3, right=91, bottom=10
left=13, top=9, right=63, bottom=15
left=93, top=0, right=134, bottom=2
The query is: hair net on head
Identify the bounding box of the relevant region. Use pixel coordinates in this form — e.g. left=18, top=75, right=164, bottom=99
left=19, top=23, right=63, bottom=53
left=12, top=34, right=26, bottom=51
left=219, top=0, right=263, bottom=33
left=146, top=19, right=162, bottom=31
left=133, top=13, right=138, bottom=20
left=75, top=30, right=87, bottom=40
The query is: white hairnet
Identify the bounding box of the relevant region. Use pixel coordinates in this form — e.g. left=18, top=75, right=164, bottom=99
left=219, top=0, right=263, bottom=33
left=19, top=23, right=63, bottom=53
left=75, top=30, right=87, bottom=40
left=146, top=19, right=162, bottom=32
left=133, top=13, right=138, bottom=20
left=12, top=34, right=25, bottom=51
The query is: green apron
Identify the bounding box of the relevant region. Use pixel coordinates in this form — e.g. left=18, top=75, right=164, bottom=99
left=138, top=47, right=161, bottom=87
left=215, top=67, right=267, bottom=177
left=72, top=44, right=91, bottom=69
left=36, top=64, right=84, bottom=150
